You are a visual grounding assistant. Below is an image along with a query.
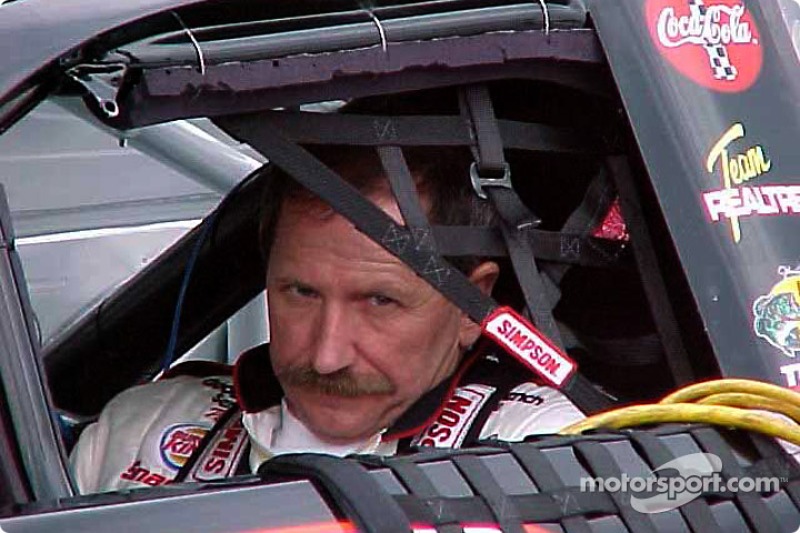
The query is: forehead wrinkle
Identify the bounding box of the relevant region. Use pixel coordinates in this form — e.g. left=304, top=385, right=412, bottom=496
left=270, top=201, right=421, bottom=287
left=277, top=235, right=412, bottom=279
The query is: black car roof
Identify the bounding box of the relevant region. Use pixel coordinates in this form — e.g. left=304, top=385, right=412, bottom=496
left=0, top=0, right=203, bottom=110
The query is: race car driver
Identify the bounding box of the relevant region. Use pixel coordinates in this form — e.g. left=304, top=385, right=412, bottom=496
left=69, top=141, right=586, bottom=494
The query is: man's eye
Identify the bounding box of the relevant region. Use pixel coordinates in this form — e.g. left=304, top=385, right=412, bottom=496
left=287, top=284, right=318, bottom=298
left=368, top=294, right=397, bottom=307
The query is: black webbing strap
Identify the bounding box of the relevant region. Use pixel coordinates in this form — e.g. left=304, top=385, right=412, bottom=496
left=745, top=433, right=800, bottom=508
left=689, top=427, right=782, bottom=531
left=509, top=443, right=595, bottom=533
left=252, top=110, right=597, bottom=154
left=543, top=169, right=618, bottom=287
left=389, top=458, right=463, bottom=533
left=563, top=373, right=614, bottom=413
left=432, top=225, right=626, bottom=266
left=460, top=84, right=562, bottom=346
left=492, top=192, right=564, bottom=346
left=393, top=495, right=494, bottom=526
left=259, top=454, right=412, bottom=533
left=393, top=489, right=619, bottom=525
left=509, top=491, right=620, bottom=523
left=572, top=441, right=661, bottom=533
left=378, top=146, right=428, bottom=228
left=629, top=431, right=723, bottom=533
left=606, top=156, right=694, bottom=385
left=451, top=455, right=526, bottom=533
left=431, top=226, right=506, bottom=256
left=459, top=86, right=506, bottom=175
left=377, top=146, right=440, bottom=256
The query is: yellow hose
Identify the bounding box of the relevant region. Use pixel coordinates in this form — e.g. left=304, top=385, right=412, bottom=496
left=559, top=378, right=800, bottom=445
left=696, top=393, right=800, bottom=424
left=660, top=378, right=800, bottom=411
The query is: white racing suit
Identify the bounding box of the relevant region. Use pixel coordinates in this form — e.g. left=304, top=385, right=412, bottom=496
left=70, top=344, right=585, bottom=494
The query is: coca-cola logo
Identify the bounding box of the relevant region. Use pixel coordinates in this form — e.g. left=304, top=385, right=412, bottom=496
left=645, top=0, right=762, bottom=92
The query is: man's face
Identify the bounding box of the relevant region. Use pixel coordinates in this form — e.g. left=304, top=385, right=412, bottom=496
left=266, top=187, right=494, bottom=444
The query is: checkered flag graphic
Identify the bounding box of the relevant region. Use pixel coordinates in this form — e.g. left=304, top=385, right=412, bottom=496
left=688, top=0, right=738, bottom=80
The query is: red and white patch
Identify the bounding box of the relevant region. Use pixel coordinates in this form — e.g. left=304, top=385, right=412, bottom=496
left=191, top=415, right=249, bottom=481
left=482, top=307, right=576, bottom=388
left=645, top=0, right=762, bottom=93
left=413, top=384, right=495, bottom=448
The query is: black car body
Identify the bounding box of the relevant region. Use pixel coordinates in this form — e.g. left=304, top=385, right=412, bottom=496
left=0, top=0, right=799, bottom=531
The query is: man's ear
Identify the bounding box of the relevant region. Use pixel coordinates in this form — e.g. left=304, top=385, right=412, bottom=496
left=469, top=260, right=500, bottom=296
left=458, top=261, right=500, bottom=349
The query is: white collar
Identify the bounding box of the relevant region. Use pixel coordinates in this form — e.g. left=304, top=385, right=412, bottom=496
left=242, top=399, right=396, bottom=472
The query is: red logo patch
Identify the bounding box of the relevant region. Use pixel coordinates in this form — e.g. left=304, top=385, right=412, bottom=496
left=413, top=385, right=495, bottom=448
left=482, top=307, right=576, bottom=388
left=192, top=416, right=249, bottom=481
left=645, top=0, right=762, bottom=92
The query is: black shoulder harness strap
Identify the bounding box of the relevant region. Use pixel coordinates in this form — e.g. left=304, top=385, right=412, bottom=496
left=260, top=454, right=413, bottom=533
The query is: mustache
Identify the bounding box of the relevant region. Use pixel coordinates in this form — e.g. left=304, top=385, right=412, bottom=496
left=277, top=366, right=396, bottom=397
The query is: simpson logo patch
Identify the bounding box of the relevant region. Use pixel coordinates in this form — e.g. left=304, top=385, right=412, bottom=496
left=191, top=414, right=249, bottom=482
left=482, top=307, right=576, bottom=388
left=645, top=0, right=762, bottom=92
left=159, top=424, right=209, bottom=471
left=414, top=384, right=496, bottom=448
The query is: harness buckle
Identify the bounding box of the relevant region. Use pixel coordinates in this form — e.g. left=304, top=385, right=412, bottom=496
left=470, top=162, right=512, bottom=200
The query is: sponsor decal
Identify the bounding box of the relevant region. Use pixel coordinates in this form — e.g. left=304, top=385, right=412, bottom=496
left=505, top=390, right=545, bottom=406
left=645, top=0, right=762, bottom=92
left=120, top=460, right=170, bottom=487
left=482, top=306, right=576, bottom=388
left=700, top=122, right=797, bottom=243
left=414, top=384, right=496, bottom=448
left=754, top=266, right=800, bottom=359
left=159, top=424, right=209, bottom=471
left=703, top=185, right=800, bottom=242
left=192, top=415, right=249, bottom=481
left=202, top=377, right=236, bottom=422
left=780, top=363, right=800, bottom=389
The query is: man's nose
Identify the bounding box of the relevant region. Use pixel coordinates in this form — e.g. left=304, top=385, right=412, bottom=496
left=310, top=302, right=356, bottom=375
